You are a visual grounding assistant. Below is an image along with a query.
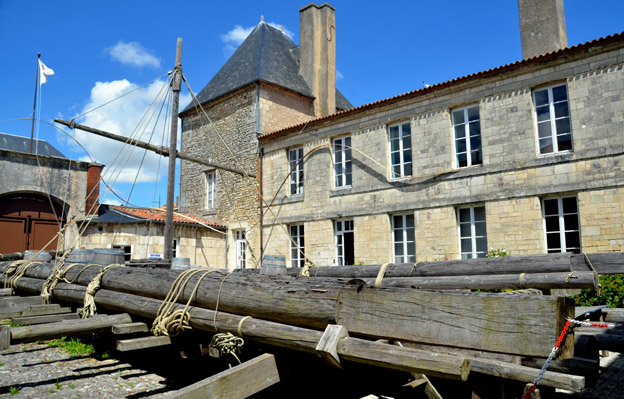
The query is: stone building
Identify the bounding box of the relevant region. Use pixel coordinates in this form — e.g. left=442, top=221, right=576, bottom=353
left=179, top=4, right=351, bottom=269
left=258, top=6, right=624, bottom=266
left=0, top=132, right=102, bottom=253
left=78, top=205, right=226, bottom=267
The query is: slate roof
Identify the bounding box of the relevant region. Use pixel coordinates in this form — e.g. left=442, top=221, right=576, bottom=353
left=0, top=132, right=66, bottom=158
left=89, top=204, right=225, bottom=230
left=181, top=22, right=352, bottom=114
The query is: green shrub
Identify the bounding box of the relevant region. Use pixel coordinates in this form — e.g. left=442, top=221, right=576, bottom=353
left=573, top=274, right=624, bottom=308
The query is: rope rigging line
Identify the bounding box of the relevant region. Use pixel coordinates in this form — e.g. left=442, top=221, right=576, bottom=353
left=41, top=262, right=96, bottom=304
left=151, top=268, right=221, bottom=337
left=79, top=264, right=124, bottom=318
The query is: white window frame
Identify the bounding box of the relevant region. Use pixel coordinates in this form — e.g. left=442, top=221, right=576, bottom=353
left=542, top=197, right=581, bottom=254
left=451, top=105, right=482, bottom=168
left=533, top=83, right=573, bottom=155
left=332, top=136, right=352, bottom=188
left=457, top=206, right=487, bottom=259
left=290, top=224, right=305, bottom=268
left=288, top=147, right=304, bottom=195
left=204, top=170, right=216, bottom=209
left=392, top=214, right=415, bottom=263
left=234, top=230, right=246, bottom=269
left=334, top=219, right=354, bottom=266
left=388, top=121, right=412, bottom=179
left=172, top=238, right=179, bottom=258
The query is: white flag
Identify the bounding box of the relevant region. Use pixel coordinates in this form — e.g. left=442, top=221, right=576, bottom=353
left=38, top=59, right=55, bottom=85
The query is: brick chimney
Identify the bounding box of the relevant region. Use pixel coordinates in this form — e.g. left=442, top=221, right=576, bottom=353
left=85, top=163, right=103, bottom=216
left=518, top=0, right=568, bottom=59
left=299, top=3, right=336, bottom=118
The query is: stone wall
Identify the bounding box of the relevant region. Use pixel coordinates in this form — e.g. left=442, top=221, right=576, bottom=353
left=259, top=41, right=624, bottom=265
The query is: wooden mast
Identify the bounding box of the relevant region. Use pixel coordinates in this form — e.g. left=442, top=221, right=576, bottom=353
left=164, top=38, right=183, bottom=261
left=30, top=53, right=41, bottom=153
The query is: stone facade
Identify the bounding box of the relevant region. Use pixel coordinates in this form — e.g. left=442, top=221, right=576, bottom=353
left=80, top=223, right=225, bottom=267
left=259, top=38, right=624, bottom=266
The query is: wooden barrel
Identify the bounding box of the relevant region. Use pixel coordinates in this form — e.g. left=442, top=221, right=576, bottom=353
left=171, top=257, right=191, bottom=271
left=24, top=250, right=51, bottom=262
left=93, top=249, right=125, bottom=265
left=65, top=249, right=93, bottom=264
left=261, top=255, right=286, bottom=275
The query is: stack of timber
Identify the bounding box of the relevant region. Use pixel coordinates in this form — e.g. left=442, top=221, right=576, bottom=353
left=1, top=252, right=622, bottom=395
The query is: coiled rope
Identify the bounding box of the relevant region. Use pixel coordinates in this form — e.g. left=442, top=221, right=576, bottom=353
left=79, top=264, right=124, bottom=318
left=4, top=260, right=39, bottom=289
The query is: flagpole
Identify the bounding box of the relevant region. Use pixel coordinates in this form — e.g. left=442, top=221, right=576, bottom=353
left=30, top=53, right=41, bottom=154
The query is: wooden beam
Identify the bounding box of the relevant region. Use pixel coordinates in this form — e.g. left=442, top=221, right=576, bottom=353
left=112, top=322, right=148, bottom=335
left=603, top=308, right=624, bottom=323
left=0, top=296, right=42, bottom=309
left=0, top=304, right=68, bottom=319
left=570, top=252, right=624, bottom=274
left=10, top=313, right=132, bottom=344
left=11, top=312, right=79, bottom=326
left=336, top=287, right=575, bottom=358
left=116, top=335, right=171, bottom=351
left=168, top=353, right=279, bottom=399
left=0, top=325, right=9, bottom=350
left=315, top=324, right=349, bottom=368
left=0, top=288, right=13, bottom=296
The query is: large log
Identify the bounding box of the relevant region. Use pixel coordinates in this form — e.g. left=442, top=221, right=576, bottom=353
left=336, top=287, right=575, bottom=358
left=359, top=271, right=597, bottom=290
left=12, top=276, right=471, bottom=380
left=570, top=252, right=624, bottom=274
left=288, top=253, right=575, bottom=278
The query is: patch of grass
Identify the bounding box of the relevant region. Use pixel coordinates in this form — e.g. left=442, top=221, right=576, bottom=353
left=0, top=361, right=4, bottom=367
left=47, top=337, right=95, bottom=358
left=128, top=382, right=135, bottom=388
left=69, top=383, right=75, bottom=390
left=100, top=351, right=110, bottom=359
left=9, top=323, right=24, bottom=328
left=55, top=381, right=62, bottom=390
left=9, top=386, right=21, bottom=395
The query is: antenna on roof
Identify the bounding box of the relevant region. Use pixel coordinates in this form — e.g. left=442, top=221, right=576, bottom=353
left=280, top=25, right=284, bottom=32
left=261, top=15, right=264, bottom=23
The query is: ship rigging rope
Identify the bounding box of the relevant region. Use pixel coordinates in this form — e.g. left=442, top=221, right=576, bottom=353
left=151, top=268, right=220, bottom=337
left=79, top=264, right=124, bottom=318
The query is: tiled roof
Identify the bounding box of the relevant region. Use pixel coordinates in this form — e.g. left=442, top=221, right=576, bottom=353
left=90, top=205, right=225, bottom=230
left=259, top=31, right=624, bottom=141
left=180, top=22, right=352, bottom=114
left=0, top=132, right=66, bottom=158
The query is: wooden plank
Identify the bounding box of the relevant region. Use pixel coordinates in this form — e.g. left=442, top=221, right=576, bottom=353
left=315, top=324, right=349, bottom=368
left=168, top=353, right=279, bottom=399
left=0, top=296, right=43, bottom=309
left=0, top=325, right=9, bottom=350
left=10, top=313, right=132, bottom=344
left=116, top=335, right=171, bottom=351
left=0, top=288, right=13, bottom=296
left=11, top=312, right=80, bottom=325
left=603, top=308, right=624, bottom=322
left=336, top=287, right=575, bottom=358
left=0, top=304, right=67, bottom=319
left=112, top=322, right=148, bottom=335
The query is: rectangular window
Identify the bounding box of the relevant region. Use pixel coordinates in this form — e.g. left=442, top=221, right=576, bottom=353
left=290, top=224, right=305, bottom=268
left=335, top=220, right=354, bottom=266
left=389, top=122, right=412, bottom=179
left=458, top=206, right=487, bottom=259
left=392, top=214, right=415, bottom=263
left=172, top=238, right=179, bottom=258
left=204, top=171, right=216, bottom=209
left=112, top=245, right=131, bottom=262
left=452, top=105, right=482, bottom=168
left=288, top=147, right=304, bottom=195
left=234, top=230, right=246, bottom=269
left=333, top=136, right=352, bottom=188
left=543, top=197, right=581, bottom=253
left=533, top=84, right=572, bottom=154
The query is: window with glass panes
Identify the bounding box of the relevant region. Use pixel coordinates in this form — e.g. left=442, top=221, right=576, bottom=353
left=204, top=171, right=216, bottom=209
left=335, top=220, right=354, bottom=266
left=333, top=136, right=352, bottom=188
left=458, top=206, right=487, bottom=259
left=290, top=224, right=305, bottom=267
left=392, top=214, right=415, bottom=263
left=288, top=147, right=304, bottom=195
left=543, top=197, right=581, bottom=253
left=234, top=230, right=246, bottom=268
left=389, top=122, right=412, bottom=179
left=452, top=105, right=482, bottom=168
left=533, top=84, right=572, bottom=154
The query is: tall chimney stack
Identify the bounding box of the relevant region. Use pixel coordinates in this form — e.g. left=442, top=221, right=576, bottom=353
left=299, top=3, right=336, bottom=118
left=518, top=0, right=568, bottom=59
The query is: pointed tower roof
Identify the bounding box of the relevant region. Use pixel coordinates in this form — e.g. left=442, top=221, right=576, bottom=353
left=181, top=22, right=351, bottom=114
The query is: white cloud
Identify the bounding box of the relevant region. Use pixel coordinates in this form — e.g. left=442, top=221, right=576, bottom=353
left=101, top=198, right=122, bottom=206
left=336, top=69, right=344, bottom=81
left=106, top=41, right=161, bottom=68
left=220, top=22, right=294, bottom=55
left=67, top=79, right=190, bottom=197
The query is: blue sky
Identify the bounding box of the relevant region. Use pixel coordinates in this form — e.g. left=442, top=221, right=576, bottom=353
left=1, top=0, right=623, bottom=209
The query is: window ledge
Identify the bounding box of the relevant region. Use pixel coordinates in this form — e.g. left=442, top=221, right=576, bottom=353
left=202, top=208, right=217, bottom=216
left=330, top=187, right=352, bottom=197
left=282, top=194, right=304, bottom=204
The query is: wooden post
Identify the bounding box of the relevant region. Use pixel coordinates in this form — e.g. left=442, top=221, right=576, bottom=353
left=0, top=325, right=9, bottom=350
left=168, top=353, right=279, bottom=399
left=164, top=38, right=182, bottom=262
left=117, top=335, right=171, bottom=351
left=316, top=324, right=348, bottom=368
left=11, top=312, right=79, bottom=326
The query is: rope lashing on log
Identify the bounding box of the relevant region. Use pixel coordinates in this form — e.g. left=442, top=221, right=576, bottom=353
left=41, top=250, right=72, bottom=304
left=583, top=253, right=601, bottom=294
left=299, top=263, right=310, bottom=277
left=4, top=260, right=37, bottom=289
left=152, top=268, right=219, bottom=337
left=238, top=316, right=253, bottom=337
left=519, top=272, right=526, bottom=289
left=499, top=288, right=543, bottom=295
left=565, top=271, right=577, bottom=283
left=209, top=332, right=244, bottom=367
left=79, top=264, right=124, bottom=318
left=41, top=263, right=95, bottom=304
left=212, top=271, right=234, bottom=331
left=522, top=317, right=619, bottom=399
left=374, top=263, right=390, bottom=287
